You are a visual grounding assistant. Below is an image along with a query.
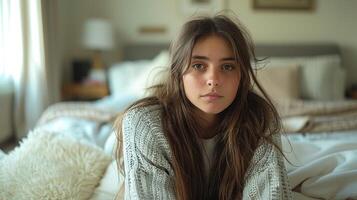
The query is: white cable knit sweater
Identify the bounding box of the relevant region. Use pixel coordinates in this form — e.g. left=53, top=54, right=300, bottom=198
left=122, top=105, right=292, bottom=199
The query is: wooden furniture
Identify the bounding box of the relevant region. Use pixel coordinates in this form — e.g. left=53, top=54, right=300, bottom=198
left=62, top=83, right=109, bottom=101
left=347, top=87, right=357, bottom=99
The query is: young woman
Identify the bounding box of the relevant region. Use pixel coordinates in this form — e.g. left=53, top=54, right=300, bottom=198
left=115, top=15, right=292, bottom=200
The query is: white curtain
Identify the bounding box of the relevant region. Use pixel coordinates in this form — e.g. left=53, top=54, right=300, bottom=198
left=0, top=0, right=60, bottom=139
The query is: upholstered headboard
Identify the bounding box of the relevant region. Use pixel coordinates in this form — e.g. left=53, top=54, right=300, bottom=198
left=122, top=43, right=340, bottom=61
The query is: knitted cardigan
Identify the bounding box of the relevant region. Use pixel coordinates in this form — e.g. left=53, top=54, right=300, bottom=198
left=122, top=105, right=292, bottom=199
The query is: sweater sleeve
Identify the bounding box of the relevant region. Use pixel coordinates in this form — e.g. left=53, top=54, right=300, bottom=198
left=122, top=106, right=176, bottom=200
left=243, top=134, right=292, bottom=200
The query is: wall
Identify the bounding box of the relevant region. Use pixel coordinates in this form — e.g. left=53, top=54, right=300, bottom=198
left=57, top=0, right=357, bottom=86
left=231, top=0, right=357, bottom=87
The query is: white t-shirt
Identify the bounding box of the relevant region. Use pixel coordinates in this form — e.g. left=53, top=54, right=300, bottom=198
left=201, top=135, right=218, bottom=178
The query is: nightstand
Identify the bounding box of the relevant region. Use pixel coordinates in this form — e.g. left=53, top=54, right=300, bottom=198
left=346, top=86, right=357, bottom=99
left=62, top=83, right=109, bottom=101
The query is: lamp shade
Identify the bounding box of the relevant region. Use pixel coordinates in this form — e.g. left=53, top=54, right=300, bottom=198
left=82, top=19, right=114, bottom=50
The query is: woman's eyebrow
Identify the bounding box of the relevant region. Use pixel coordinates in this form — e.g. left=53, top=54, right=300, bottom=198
left=221, top=57, right=235, bottom=61
left=191, top=55, right=208, bottom=60
left=191, top=55, right=235, bottom=61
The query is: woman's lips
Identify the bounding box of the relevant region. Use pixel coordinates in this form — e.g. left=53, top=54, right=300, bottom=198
left=201, top=93, right=223, bottom=101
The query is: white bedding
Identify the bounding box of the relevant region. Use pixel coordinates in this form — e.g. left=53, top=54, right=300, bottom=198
left=33, top=98, right=357, bottom=199
left=4, top=96, right=357, bottom=199
left=285, top=131, right=357, bottom=200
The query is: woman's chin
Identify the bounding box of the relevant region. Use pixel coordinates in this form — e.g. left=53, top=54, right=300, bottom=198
left=198, top=106, right=227, bottom=116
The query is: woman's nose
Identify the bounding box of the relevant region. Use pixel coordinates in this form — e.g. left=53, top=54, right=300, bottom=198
left=206, top=69, right=220, bottom=87
left=207, top=79, right=218, bottom=87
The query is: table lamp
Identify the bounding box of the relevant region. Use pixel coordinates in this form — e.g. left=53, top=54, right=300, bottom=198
left=82, top=19, right=114, bottom=83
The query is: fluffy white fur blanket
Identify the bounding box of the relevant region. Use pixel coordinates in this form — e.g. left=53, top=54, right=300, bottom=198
left=0, top=130, right=111, bottom=200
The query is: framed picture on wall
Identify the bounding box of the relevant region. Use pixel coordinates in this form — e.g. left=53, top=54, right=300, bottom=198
left=181, top=0, right=225, bottom=15
left=253, top=0, right=315, bottom=10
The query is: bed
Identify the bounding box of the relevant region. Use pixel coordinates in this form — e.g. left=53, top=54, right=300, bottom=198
left=1, top=43, right=356, bottom=200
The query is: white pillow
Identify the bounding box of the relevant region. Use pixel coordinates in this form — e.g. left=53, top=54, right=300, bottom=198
left=108, top=50, right=170, bottom=98
left=268, top=55, right=346, bottom=100
left=129, top=50, right=170, bottom=96
left=0, top=130, right=111, bottom=200
left=108, top=60, right=151, bottom=97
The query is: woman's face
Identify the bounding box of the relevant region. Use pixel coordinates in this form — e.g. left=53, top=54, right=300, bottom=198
left=183, top=35, right=241, bottom=120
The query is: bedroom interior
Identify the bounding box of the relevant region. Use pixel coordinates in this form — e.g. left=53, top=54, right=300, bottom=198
left=1, top=0, right=357, bottom=199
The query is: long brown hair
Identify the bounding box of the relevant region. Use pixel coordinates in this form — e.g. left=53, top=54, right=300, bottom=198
left=115, top=14, right=282, bottom=200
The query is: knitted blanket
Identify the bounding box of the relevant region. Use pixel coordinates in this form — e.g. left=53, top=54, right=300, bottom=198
left=278, top=100, right=357, bottom=133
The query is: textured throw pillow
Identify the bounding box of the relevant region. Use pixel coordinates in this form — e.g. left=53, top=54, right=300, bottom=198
left=255, top=64, right=300, bottom=103
left=268, top=55, right=346, bottom=100
left=0, top=130, right=111, bottom=200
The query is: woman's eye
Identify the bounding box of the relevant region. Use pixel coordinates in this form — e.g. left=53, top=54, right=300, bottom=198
left=222, top=64, right=235, bottom=71
left=192, top=63, right=205, bottom=71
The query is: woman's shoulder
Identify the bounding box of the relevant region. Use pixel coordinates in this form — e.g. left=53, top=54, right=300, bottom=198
left=122, top=104, right=173, bottom=174
left=122, top=104, right=160, bottom=130
left=123, top=104, right=164, bottom=137
left=122, top=104, right=171, bottom=155
left=124, top=104, right=162, bottom=123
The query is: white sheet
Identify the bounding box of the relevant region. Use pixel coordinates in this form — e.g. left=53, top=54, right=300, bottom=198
left=284, top=132, right=357, bottom=200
